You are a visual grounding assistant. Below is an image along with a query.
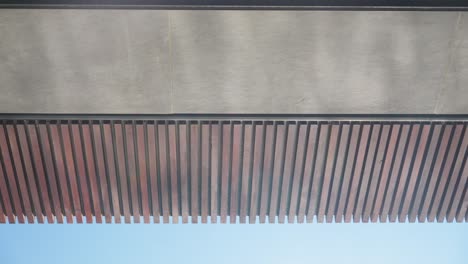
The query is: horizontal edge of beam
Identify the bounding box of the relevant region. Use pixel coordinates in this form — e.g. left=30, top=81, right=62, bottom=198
left=0, top=0, right=468, bottom=11
left=1, top=113, right=468, bottom=122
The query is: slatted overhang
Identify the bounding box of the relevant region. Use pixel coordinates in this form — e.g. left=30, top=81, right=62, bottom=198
left=0, top=114, right=467, bottom=224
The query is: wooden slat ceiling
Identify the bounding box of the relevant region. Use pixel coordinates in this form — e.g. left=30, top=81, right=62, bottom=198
left=0, top=116, right=467, bottom=224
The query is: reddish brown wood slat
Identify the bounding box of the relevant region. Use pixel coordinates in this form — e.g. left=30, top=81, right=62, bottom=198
left=448, top=133, right=468, bottom=222
left=326, top=124, right=350, bottom=223
left=70, top=124, right=93, bottom=223
left=81, top=124, right=103, bottom=223
left=210, top=124, right=220, bottom=223
left=335, top=124, right=360, bottom=223
left=38, top=124, right=64, bottom=223
left=380, top=124, right=410, bottom=222
left=344, top=124, right=370, bottom=223
left=307, top=124, right=330, bottom=223
left=3, top=125, right=33, bottom=223
left=146, top=124, right=161, bottom=223
left=48, top=125, right=73, bottom=223
left=201, top=124, right=210, bottom=223
left=0, top=125, right=27, bottom=223
left=268, top=123, right=286, bottom=223
left=0, top=190, right=5, bottom=223
left=0, top=141, right=15, bottom=223
left=230, top=124, right=243, bottom=223
left=240, top=124, right=252, bottom=224
left=167, top=124, right=179, bottom=223
left=399, top=124, right=431, bottom=223
left=259, top=124, right=274, bottom=223
left=136, top=124, right=151, bottom=223
left=221, top=123, right=232, bottom=223
left=60, top=124, right=84, bottom=223
left=354, top=124, right=381, bottom=223
left=80, top=125, right=104, bottom=223
left=189, top=123, right=200, bottom=223
left=178, top=124, right=189, bottom=224
left=16, top=124, right=46, bottom=223
left=428, top=124, right=464, bottom=222
left=157, top=124, right=171, bottom=223
left=419, top=125, right=453, bottom=222
left=125, top=123, right=142, bottom=223
left=410, top=124, right=442, bottom=223
left=455, top=156, right=468, bottom=222
left=249, top=124, right=265, bottom=224
left=101, top=124, right=123, bottom=223
left=279, top=124, right=297, bottom=224
left=113, top=123, right=132, bottom=223
left=362, top=124, right=390, bottom=223
left=288, top=124, right=309, bottom=223
left=439, top=126, right=468, bottom=222
left=371, top=124, right=400, bottom=222
left=296, top=124, right=317, bottom=224
left=389, top=124, right=421, bottom=223
left=317, top=124, right=339, bottom=223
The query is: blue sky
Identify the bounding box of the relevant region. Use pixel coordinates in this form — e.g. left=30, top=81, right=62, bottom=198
left=0, top=223, right=467, bottom=264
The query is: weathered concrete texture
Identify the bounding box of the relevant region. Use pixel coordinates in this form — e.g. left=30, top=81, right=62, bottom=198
left=0, top=10, right=467, bottom=114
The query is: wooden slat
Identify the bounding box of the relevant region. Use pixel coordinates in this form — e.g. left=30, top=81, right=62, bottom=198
left=399, top=124, right=431, bottom=222
left=268, top=123, right=285, bottom=223
left=178, top=124, right=189, bottom=223
left=0, top=125, right=27, bottom=223
left=259, top=124, right=274, bottom=223
left=240, top=124, right=253, bottom=224
left=288, top=124, right=309, bottom=223
left=210, top=124, right=220, bottom=223
left=167, top=124, right=179, bottom=223
left=125, top=123, right=142, bottom=223
left=419, top=125, right=453, bottom=222
left=362, top=124, right=390, bottom=223
left=307, top=124, right=330, bottom=223
left=354, top=124, right=381, bottom=223
left=455, top=155, right=468, bottom=222
left=317, top=124, right=339, bottom=223
left=344, top=124, right=370, bottom=223
left=278, top=124, right=297, bottom=223
left=81, top=124, right=103, bottom=223
left=189, top=123, right=199, bottom=223
left=326, top=124, right=349, bottom=223
left=38, top=123, right=64, bottom=223
left=70, top=124, right=93, bottom=223
left=16, top=124, right=45, bottom=223
left=389, top=124, right=421, bottom=222
left=335, top=124, right=360, bottom=223
left=410, top=124, right=442, bottom=223
left=380, top=124, right=410, bottom=222
left=60, top=124, right=84, bottom=223
left=220, top=123, right=232, bottom=223
left=48, top=124, right=73, bottom=223
left=136, top=124, right=151, bottom=223
left=428, top=124, right=464, bottom=222
left=439, top=126, right=468, bottom=222
left=0, top=140, right=15, bottom=223
left=371, top=124, right=400, bottom=222
left=157, top=124, right=171, bottom=223
left=249, top=124, right=265, bottom=224
left=230, top=124, right=243, bottom=223
left=201, top=124, right=210, bottom=223
left=101, top=124, right=123, bottom=224
left=147, top=124, right=161, bottom=223
left=113, top=123, right=131, bottom=223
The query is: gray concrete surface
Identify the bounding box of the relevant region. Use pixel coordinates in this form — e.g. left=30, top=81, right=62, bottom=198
left=0, top=10, right=467, bottom=114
